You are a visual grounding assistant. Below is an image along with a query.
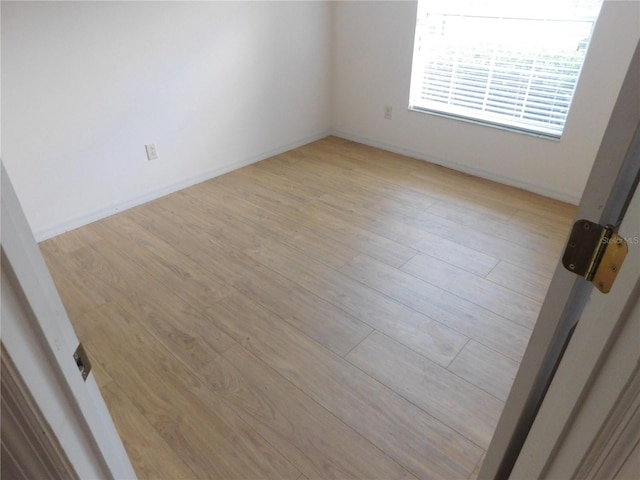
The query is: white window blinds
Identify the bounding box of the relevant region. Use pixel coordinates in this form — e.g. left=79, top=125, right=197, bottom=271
left=409, top=0, right=603, bottom=137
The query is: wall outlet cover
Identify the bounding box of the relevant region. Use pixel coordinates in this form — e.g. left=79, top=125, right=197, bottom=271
left=145, top=144, right=158, bottom=161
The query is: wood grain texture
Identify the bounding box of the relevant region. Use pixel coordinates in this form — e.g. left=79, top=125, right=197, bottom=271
left=448, top=340, right=520, bottom=402
left=208, top=344, right=417, bottom=480
left=125, top=202, right=373, bottom=357
left=39, top=136, right=575, bottom=479
left=486, top=260, right=552, bottom=303
left=86, top=213, right=234, bottom=306
left=85, top=345, right=113, bottom=388
left=205, top=294, right=483, bottom=480
left=407, top=209, right=562, bottom=278
left=339, top=253, right=532, bottom=361
left=35, top=247, right=117, bottom=320
left=245, top=238, right=469, bottom=366
left=401, top=253, right=542, bottom=329
left=101, top=382, right=198, bottom=480
left=79, top=298, right=300, bottom=480
left=426, top=200, right=567, bottom=253
left=347, top=331, right=504, bottom=449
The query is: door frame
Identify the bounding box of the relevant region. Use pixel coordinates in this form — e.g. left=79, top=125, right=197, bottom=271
left=1, top=162, right=136, bottom=479
left=479, top=38, right=640, bottom=479
left=512, top=181, right=639, bottom=477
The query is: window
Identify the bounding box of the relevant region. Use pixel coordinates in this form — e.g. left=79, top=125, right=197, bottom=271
left=408, top=0, right=603, bottom=138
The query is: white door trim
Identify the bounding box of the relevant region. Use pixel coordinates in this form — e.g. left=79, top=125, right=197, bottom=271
left=511, top=179, right=640, bottom=478
left=1, top=162, right=136, bottom=479
left=577, top=373, right=640, bottom=479
left=480, top=36, right=640, bottom=480
left=1, top=342, right=77, bottom=479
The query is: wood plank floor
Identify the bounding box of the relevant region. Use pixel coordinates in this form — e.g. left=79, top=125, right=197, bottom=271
left=40, top=136, right=576, bottom=480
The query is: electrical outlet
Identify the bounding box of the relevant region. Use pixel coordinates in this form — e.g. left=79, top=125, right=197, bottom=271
left=384, top=106, right=392, bottom=120
left=145, top=143, right=158, bottom=161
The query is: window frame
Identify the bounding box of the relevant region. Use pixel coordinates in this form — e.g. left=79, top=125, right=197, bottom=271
left=408, top=0, right=603, bottom=139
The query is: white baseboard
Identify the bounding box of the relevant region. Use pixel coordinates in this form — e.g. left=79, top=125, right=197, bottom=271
left=331, top=129, right=582, bottom=206
left=35, top=131, right=331, bottom=242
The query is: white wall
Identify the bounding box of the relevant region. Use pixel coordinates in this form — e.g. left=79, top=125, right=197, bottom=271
left=331, top=0, right=640, bottom=204
left=4, top=1, right=638, bottom=239
left=2, top=1, right=332, bottom=239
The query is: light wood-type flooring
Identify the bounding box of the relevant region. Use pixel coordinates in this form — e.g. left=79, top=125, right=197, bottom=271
left=40, top=136, right=577, bottom=480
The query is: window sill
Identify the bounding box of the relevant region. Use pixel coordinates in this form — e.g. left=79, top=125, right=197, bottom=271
left=408, top=106, right=563, bottom=141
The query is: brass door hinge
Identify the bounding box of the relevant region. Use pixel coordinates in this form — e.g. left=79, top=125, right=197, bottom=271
left=562, top=220, right=628, bottom=293
left=73, top=343, right=92, bottom=381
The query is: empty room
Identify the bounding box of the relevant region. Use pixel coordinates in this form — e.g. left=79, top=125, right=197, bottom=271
left=2, top=1, right=639, bottom=479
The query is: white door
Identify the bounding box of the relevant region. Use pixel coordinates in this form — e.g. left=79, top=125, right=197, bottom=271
left=1, top=162, right=136, bottom=479
left=511, top=159, right=640, bottom=478
left=480, top=39, right=640, bottom=479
